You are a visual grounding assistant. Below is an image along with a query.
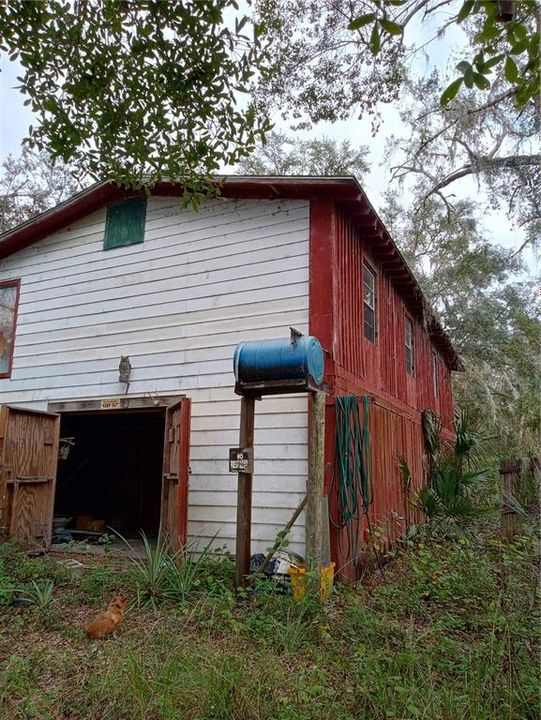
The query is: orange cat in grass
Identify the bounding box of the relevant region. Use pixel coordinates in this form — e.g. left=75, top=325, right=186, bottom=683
left=85, top=595, right=128, bottom=639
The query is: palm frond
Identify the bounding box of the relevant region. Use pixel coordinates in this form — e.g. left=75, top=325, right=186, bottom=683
left=422, top=410, right=443, bottom=460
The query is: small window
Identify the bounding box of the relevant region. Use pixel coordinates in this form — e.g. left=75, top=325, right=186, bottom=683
left=103, top=197, right=147, bottom=250
left=0, top=279, right=21, bottom=378
left=363, top=264, right=376, bottom=343
left=432, top=352, right=440, bottom=398
left=405, top=315, right=414, bottom=376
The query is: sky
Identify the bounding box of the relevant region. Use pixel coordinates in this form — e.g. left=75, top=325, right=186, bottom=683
left=0, top=10, right=535, bottom=270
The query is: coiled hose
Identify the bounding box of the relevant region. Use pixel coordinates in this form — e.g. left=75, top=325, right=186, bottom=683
left=331, top=395, right=372, bottom=567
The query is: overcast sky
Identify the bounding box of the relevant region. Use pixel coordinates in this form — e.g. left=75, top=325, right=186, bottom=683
left=0, top=14, right=535, bottom=269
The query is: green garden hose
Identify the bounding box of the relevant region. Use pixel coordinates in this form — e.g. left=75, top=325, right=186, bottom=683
left=331, top=395, right=372, bottom=567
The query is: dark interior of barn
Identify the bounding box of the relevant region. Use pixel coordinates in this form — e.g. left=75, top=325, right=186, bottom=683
left=54, top=410, right=165, bottom=540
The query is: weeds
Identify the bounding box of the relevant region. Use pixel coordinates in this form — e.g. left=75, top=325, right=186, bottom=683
left=0, top=528, right=538, bottom=719
left=78, top=564, right=127, bottom=604
left=0, top=561, right=16, bottom=606
left=17, top=579, right=55, bottom=611
left=117, top=531, right=218, bottom=608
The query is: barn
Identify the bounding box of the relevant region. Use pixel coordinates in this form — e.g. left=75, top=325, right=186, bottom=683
left=0, top=177, right=462, bottom=582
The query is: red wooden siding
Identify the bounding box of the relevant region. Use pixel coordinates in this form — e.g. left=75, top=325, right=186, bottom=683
left=311, top=201, right=458, bottom=583
left=333, top=207, right=455, bottom=427
left=328, top=399, right=426, bottom=584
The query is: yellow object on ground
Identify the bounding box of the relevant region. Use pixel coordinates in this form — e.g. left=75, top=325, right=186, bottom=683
left=320, top=562, right=336, bottom=603
left=288, top=566, right=308, bottom=601
left=288, top=562, right=336, bottom=603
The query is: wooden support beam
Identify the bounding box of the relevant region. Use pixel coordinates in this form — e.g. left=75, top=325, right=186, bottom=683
left=306, top=391, right=326, bottom=573
left=235, top=395, right=255, bottom=588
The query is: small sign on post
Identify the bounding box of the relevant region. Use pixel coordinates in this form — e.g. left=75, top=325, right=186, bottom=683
left=229, top=448, right=253, bottom=474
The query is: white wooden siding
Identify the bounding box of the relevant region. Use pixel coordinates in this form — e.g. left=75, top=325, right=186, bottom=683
left=0, top=196, right=310, bottom=556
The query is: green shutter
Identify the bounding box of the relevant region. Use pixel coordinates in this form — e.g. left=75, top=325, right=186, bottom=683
left=103, top=197, right=147, bottom=250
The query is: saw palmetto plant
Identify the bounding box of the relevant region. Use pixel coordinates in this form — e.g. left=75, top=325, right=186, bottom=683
left=400, top=410, right=489, bottom=532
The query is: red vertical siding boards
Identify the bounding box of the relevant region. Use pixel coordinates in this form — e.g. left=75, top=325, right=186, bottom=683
left=309, top=197, right=335, bottom=362
left=309, top=197, right=337, bottom=500
left=330, top=395, right=427, bottom=583
left=310, top=201, right=456, bottom=583
left=332, top=207, right=454, bottom=427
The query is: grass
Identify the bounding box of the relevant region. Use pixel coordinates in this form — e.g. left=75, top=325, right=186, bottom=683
left=0, top=532, right=538, bottom=720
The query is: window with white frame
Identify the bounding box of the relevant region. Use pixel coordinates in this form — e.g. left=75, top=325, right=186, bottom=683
left=363, top=264, right=376, bottom=343
left=432, top=352, right=440, bottom=398
left=405, top=314, right=414, bottom=376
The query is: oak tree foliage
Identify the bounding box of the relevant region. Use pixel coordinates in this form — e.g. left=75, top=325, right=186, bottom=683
left=254, top=0, right=539, bottom=243
left=383, top=190, right=540, bottom=456
left=237, top=132, right=370, bottom=178
left=387, top=74, right=540, bottom=249
left=0, top=0, right=271, bottom=194
left=0, top=148, right=80, bottom=233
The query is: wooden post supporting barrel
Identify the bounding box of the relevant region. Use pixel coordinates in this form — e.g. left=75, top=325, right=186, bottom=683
left=235, top=395, right=255, bottom=588
left=232, top=331, right=327, bottom=590
left=306, top=391, right=326, bottom=573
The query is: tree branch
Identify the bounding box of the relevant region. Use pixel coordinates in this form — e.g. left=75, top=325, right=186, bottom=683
left=422, top=154, right=541, bottom=197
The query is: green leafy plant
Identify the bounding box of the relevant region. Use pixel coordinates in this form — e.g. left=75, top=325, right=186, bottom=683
left=119, top=532, right=174, bottom=609
left=0, top=1, right=272, bottom=191
left=116, top=531, right=218, bottom=608
left=0, top=561, right=16, bottom=606
left=401, top=410, right=489, bottom=533
left=165, top=538, right=216, bottom=604
left=97, top=533, right=115, bottom=553
left=18, top=579, right=55, bottom=611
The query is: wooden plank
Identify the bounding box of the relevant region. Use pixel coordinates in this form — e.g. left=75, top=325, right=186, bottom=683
left=188, top=475, right=308, bottom=494
left=306, top=392, right=326, bottom=572
left=15, top=301, right=309, bottom=358
left=191, top=443, right=307, bottom=460
left=13, top=200, right=309, bottom=272
left=177, top=398, right=191, bottom=549
left=48, top=395, right=184, bottom=413
left=7, top=476, right=54, bottom=484
left=0, top=465, right=11, bottom=538
left=22, top=254, right=309, bottom=315
left=0, top=406, right=60, bottom=545
left=500, top=457, right=540, bottom=539
left=16, top=279, right=309, bottom=336
left=189, top=490, right=307, bottom=509
left=18, top=267, right=309, bottom=328
left=24, top=239, right=309, bottom=305
left=235, top=395, right=255, bottom=588
left=189, top=505, right=306, bottom=524
left=188, top=519, right=306, bottom=546
left=15, top=303, right=309, bottom=362
left=160, top=398, right=191, bottom=550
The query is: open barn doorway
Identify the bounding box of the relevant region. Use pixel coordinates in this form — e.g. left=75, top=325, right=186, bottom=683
left=49, top=396, right=191, bottom=551
left=53, top=409, right=166, bottom=544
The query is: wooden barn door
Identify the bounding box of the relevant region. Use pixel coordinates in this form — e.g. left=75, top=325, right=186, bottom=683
left=0, top=406, right=60, bottom=545
left=160, top=398, right=191, bottom=551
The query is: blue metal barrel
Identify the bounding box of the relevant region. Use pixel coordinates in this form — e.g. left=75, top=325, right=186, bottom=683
left=233, top=336, right=325, bottom=385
